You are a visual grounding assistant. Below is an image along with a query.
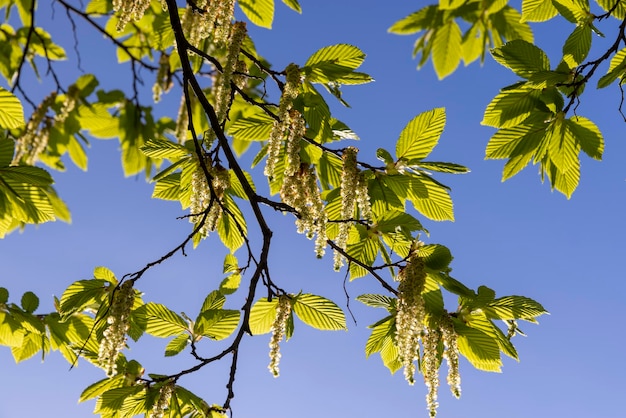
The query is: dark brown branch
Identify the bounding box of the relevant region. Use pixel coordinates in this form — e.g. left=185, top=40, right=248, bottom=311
left=11, top=0, right=37, bottom=94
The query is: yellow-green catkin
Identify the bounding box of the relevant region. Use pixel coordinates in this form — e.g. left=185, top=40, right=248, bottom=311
left=113, top=0, right=152, bottom=32
left=268, top=296, right=291, bottom=377
left=333, top=146, right=359, bottom=270
left=12, top=93, right=57, bottom=166
left=98, top=280, right=135, bottom=376
left=423, top=327, right=441, bottom=418
left=441, top=316, right=461, bottom=398
left=394, top=250, right=427, bottom=385
left=153, top=53, right=173, bottom=103
left=264, top=64, right=301, bottom=179
left=149, top=381, right=174, bottom=418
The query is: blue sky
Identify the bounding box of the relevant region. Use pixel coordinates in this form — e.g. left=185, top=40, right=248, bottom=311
left=1, top=1, right=625, bottom=417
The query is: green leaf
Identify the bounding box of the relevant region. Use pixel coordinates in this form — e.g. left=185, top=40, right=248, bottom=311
left=135, top=303, right=188, bottom=338
left=79, top=375, right=125, bottom=403
left=238, top=0, right=274, bottom=28
left=484, top=296, right=548, bottom=321
left=415, top=161, right=469, bottom=173
left=165, top=333, right=190, bottom=357
left=0, top=139, right=14, bottom=167
left=356, top=294, right=394, bottom=310
left=406, top=176, right=454, bottom=221
left=20, top=291, right=38, bottom=313
left=418, top=244, right=452, bottom=270
left=0, top=311, right=25, bottom=347
left=281, top=0, right=301, bottom=13
left=304, top=44, right=370, bottom=84
left=96, top=386, right=145, bottom=415
left=597, top=48, right=626, bottom=88
left=249, top=298, right=278, bottom=335
left=11, top=331, right=49, bottom=363
left=292, top=294, right=346, bottom=331
left=141, top=138, right=189, bottom=160
left=59, top=279, right=108, bottom=317
left=395, top=108, right=446, bottom=164
left=388, top=6, right=438, bottom=35
left=568, top=116, right=603, bottom=160
left=200, top=290, right=226, bottom=312
left=597, top=0, right=626, bottom=18
left=365, top=315, right=395, bottom=357
left=482, top=88, right=542, bottom=128
left=217, top=194, right=247, bottom=252
left=0, top=87, right=25, bottom=129
left=0, top=287, right=8, bottom=303
left=219, top=273, right=241, bottom=295
left=562, top=24, right=592, bottom=68
left=431, top=20, right=462, bottom=79
left=521, top=0, right=559, bottom=22
left=491, top=40, right=550, bottom=78
left=93, top=266, right=118, bottom=284
left=227, top=113, right=275, bottom=141
left=66, top=136, right=88, bottom=171
left=379, top=331, right=402, bottom=373
left=194, top=309, right=240, bottom=340
left=455, top=320, right=502, bottom=372
left=465, top=312, right=519, bottom=360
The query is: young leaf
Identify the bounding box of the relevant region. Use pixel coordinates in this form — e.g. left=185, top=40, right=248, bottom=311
left=165, top=333, right=190, bottom=357
left=238, top=0, right=274, bottom=29
left=0, top=87, right=25, bottom=129
left=521, top=0, right=559, bottom=22
left=292, top=294, right=347, bottom=331
left=395, top=108, right=446, bottom=164
left=562, top=24, right=592, bottom=68
left=491, top=40, right=550, bottom=78
left=356, top=294, right=394, bottom=310
left=194, top=309, right=240, bottom=340
left=20, top=291, right=39, bottom=313
left=484, top=296, right=548, bottom=321
left=431, top=20, right=462, bottom=79
left=455, top=320, right=502, bottom=372
left=135, top=303, right=188, bottom=338
left=249, top=298, right=278, bottom=335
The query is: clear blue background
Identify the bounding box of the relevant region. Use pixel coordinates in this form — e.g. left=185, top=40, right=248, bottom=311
left=1, top=1, right=625, bottom=417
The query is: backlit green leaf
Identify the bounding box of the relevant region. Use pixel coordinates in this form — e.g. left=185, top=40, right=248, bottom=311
left=135, top=303, right=188, bottom=338
left=238, top=0, right=274, bottom=28
left=521, top=0, right=559, bottom=22
left=165, top=333, right=190, bottom=357
left=292, top=294, right=346, bottom=331
left=249, top=298, right=278, bottom=335
left=491, top=40, right=550, bottom=78
left=455, top=320, right=502, bottom=372
left=395, top=108, right=446, bottom=164
left=431, top=20, right=462, bottom=79
left=194, top=309, right=240, bottom=340
left=0, top=87, right=25, bottom=129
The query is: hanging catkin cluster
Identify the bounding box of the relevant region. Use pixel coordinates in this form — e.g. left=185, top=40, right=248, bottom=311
left=153, top=53, right=173, bottom=102
left=280, top=163, right=328, bottom=258
left=213, top=22, right=246, bottom=122
left=190, top=162, right=231, bottom=238
left=180, top=0, right=235, bottom=47
left=113, top=0, right=152, bottom=32
left=422, top=327, right=441, bottom=418
left=12, top=93, right=57, bottom=166
left=333, top=146, right=371, bottom=270
left=149, top=380, right=174, bottom=418
left=98, top=280, right=135, bottom=376
left=440, top=316, right=461, bottom=399
left=394, top=250, right=427, bottom=385
left=264, top=64, right=301, bottom=179
left=268, top=296, right=291, bottom=377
